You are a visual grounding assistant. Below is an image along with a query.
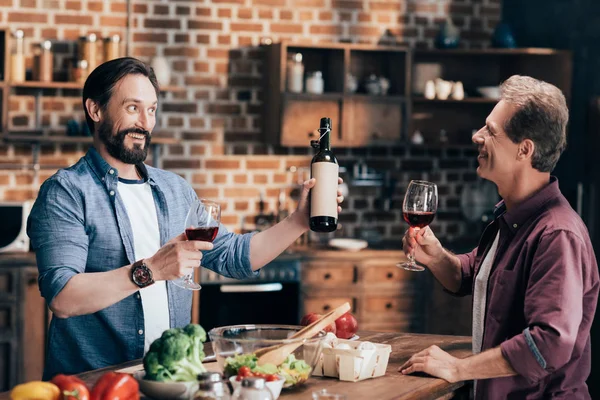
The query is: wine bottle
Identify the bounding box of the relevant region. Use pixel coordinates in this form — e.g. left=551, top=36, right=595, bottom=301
left=309, top=117, right=339, bottom=233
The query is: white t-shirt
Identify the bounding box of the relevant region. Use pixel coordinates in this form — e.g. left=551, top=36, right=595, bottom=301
left=118, top=177, right=170, bottom=354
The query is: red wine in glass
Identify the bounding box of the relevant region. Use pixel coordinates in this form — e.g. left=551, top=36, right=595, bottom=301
left=185, top=226, right=218, bottom=242
left=174, top=199, right=221, bottom=290
left=397, top=181, right=438, bottom=272
left=403, top=211, right=436, bottom=229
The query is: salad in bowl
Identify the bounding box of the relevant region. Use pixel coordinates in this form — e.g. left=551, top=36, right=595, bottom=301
left=209, top=324, right=327, bottom=388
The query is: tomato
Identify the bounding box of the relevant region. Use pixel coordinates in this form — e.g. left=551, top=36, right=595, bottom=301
left=265, top=374, right=279, bottom=382
left=300, top=312, right=336, bottom=334
left=335, top=312, right=358, bottom=339
left=238, top=366, right=252, bottom=377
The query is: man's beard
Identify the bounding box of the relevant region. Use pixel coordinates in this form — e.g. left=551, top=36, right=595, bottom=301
left=98, top=118, right=151, bottom=164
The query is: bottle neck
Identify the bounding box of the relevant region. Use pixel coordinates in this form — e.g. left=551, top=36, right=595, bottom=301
left=319, top=129, right=331, bottom=151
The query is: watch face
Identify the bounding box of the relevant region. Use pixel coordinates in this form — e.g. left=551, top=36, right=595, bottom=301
left=133, top=265, right=151, bottom=286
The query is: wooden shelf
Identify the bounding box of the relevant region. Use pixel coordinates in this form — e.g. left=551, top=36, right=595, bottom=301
left=415, top=48, right=570, bottom=56
left=347, top=93, right=406, bottom=102
left=280, top=41, right=409, bottom=52
left=10, top=81, right=185, bottom=92
left=283, top=92, right=406, bottom=103
left=2, top=133, right=178, bottom=145
left=283, top=92, right=344, bottom=101
left=412, top=97, right=497, bottom=104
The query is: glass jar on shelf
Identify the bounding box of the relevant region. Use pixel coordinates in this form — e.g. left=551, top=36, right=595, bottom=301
left=286, top=52, right=304, bottom=93
left=33, top=40, right=53, bottom=82
left=10, top=29, right=26, bottom=83
left=103, top=34, right=121, bottom=62
left=79, top=33, right=98, bottom=73
left=305, top=71, right=324, bottom=94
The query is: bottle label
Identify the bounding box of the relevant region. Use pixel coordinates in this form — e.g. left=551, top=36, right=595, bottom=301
left=310, top=162, right=339, bottom=218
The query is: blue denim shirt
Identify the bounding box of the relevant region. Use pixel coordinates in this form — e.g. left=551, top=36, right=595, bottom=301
left=27, top=147, right=257, bottom=379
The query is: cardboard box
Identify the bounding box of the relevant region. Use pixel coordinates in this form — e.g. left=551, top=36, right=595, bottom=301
left=312, top=339, right=392, bottom=382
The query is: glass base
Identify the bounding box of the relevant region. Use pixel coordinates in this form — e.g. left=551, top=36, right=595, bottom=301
left=172, top=275, right=202, bottom=291
left=396, top=262, right=425, bottom=272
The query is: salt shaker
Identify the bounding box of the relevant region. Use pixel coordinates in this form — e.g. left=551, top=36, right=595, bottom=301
left=286, top=53, right=304, bottom=93
left=193, top=372, right=231, bottom=400
left=231, top=377, right=274, bottom=400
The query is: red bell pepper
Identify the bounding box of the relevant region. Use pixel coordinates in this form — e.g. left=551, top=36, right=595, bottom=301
left=90, top=372, right=139, bottom=400
left=50, top=374, right=90, bottom=400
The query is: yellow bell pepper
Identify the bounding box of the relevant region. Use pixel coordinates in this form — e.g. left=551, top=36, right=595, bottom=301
left=10, top=381, right=60, bottom=400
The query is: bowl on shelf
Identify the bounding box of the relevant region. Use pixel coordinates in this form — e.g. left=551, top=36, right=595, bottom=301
left=208, top=324, right=327, bottom=389
left=328, top=238, right=368, bottom=252
left=476, top=86, right=501, bottom=99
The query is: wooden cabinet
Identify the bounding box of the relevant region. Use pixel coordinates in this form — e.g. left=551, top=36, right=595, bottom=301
left=411, top=48, right=572, bottom=145
left=301, top=251, right=428, bottom=333
left=264, top=43, right=572, bottom=148
left=263, top=42, right=410, bottom=148
left=0, top=254, right=48, bottom=392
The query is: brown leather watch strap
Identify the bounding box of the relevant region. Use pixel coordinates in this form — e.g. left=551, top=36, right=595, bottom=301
left=131, top=259, right=155, bottom=288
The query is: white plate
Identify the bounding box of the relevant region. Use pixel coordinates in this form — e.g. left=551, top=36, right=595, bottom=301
left=133, top=371, right=197, bottom=400
left=348, top=334, right=360, bottom=341
left=328, top=238, right=368, bottom=252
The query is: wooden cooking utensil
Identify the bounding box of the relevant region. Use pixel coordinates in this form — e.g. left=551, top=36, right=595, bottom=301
left=255, top=302, right=351, bottom=366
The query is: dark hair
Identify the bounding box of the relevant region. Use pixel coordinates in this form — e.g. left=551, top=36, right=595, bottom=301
left=82, top=57, right=159, bottom=134
left=500, top=75, right=569, bottom=173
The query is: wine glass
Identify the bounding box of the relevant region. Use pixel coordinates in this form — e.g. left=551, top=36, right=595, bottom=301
left=173, top=198, right=221, bottom=290
left=397, top=180, right=438, bottom=272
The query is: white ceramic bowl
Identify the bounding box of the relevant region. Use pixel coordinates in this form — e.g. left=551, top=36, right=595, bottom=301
left=133, top=371, right=197, bottom=400
left=328, top=238, right=368, bottom=252
left=229, top=376, right=285, bottom=399
left=476, top=86, right=501, bottom=99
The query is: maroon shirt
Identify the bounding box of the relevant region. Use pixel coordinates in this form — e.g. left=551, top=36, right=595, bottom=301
left=455, top=177, right=599, bottom=399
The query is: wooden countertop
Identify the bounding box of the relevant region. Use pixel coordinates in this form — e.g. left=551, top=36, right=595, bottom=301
left=285, top=245, right=406, bottom=261
left=0, top=245, right=407, bottom=268
left=0, top=252, right=36, bottom=267
left=0, top=331, right=472, bottom=400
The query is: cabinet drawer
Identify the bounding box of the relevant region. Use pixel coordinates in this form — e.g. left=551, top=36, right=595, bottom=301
left=360, top=321, right=412, bottom=333
left=0, top=303, right=16, bottom=334
left=0, top=270, right=17, bottom=299
left=302, top=263, right=355, bottom=286
left=362, top=265, right=417, bottom=284
left=304, top=297, right=354, bottom=314
left=364, top=296, right=413, bottom=314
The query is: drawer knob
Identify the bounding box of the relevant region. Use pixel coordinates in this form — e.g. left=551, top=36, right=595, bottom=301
left=323, top=304, right=331, bottom=311
left=386, top=272, right=394, bottom=279
left=324, top=273, right=331, bottom=280
left=385, top=302, right=393, bottom=309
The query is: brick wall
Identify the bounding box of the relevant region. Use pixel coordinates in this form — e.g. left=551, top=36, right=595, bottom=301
left=0, top=0, right=501, bottom=244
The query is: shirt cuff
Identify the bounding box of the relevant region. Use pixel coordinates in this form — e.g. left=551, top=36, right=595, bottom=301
left=500, top=328, right=548, bottom=383
left=444, top=253, right=472, bottom=297
left=240, top=231, right=259, bottom=279
left=39, top=267, right=79, bottom=306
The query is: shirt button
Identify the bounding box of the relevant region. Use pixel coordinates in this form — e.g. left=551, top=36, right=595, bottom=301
left=109, top=190, right=115, bottom=196
left=138, top=329, right=144, bottom=335
left=136, top=293, right=140, bottom=299
left=513, top=223, right=518, bottom=228
left=109, top=169, right=114, bottom=175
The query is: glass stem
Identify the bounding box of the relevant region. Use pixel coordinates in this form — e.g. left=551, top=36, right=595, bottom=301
left=410, top=227, right=420, bottom=264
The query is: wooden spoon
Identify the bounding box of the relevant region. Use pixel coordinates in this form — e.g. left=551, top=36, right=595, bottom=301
left=255, top=302, right=351, bottom=366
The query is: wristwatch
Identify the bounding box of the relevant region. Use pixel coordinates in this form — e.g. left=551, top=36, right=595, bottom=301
left=131, top=259, right=155, bottom=288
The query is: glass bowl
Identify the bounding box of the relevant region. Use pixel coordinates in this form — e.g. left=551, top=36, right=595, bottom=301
left=208, top=324, right=327, bottom=389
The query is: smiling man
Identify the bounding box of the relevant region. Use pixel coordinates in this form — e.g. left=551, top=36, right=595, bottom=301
left=27, top=57, right=344, bottom=379
left=400, top=75, right=599, bottom=399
